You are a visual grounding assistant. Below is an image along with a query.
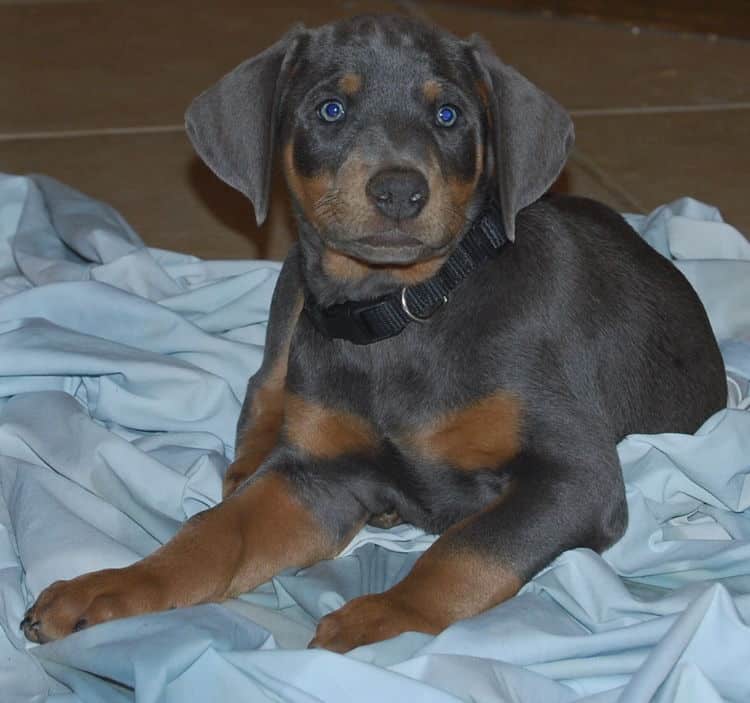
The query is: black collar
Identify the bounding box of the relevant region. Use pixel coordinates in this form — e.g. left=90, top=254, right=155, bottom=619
left=303, top=202, right=508, bottom=345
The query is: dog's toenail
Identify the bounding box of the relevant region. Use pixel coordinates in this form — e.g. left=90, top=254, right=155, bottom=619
left=20, top=616, right=40, bottom=631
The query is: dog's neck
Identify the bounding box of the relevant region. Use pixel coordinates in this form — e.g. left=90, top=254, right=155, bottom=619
left=296, top=227, right=445, bottom=308
left=296, top=201, right=509, bottom=344
left=295, top=200, right=502, bottom=309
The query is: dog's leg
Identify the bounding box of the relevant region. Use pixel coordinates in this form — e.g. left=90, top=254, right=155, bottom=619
left=311, top=436, right=627, bottom=652
left=223, top=249, right=302, bottom=498
left=22, top=468, right=366, bottom=643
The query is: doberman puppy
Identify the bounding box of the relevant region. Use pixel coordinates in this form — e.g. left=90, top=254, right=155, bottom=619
left=22, top=15, right=726, bottom=652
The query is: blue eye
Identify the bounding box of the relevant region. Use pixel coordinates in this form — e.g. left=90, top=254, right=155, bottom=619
left=318, top=99, right=346, bottom=123
left=436, top=104, right=459, bottom=127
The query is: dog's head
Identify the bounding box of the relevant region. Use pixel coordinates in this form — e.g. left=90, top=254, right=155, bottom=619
left=186, top=15, right=573, bottom=270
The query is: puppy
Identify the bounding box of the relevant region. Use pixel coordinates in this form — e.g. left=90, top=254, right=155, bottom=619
left=22, top=14, right=726, bottom=653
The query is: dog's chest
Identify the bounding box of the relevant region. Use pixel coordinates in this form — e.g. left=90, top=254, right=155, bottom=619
left=289, top=331, right=523, bottom=472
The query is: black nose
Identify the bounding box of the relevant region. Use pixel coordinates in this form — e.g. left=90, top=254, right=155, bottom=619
left=366, top=169, right=429, bottom=220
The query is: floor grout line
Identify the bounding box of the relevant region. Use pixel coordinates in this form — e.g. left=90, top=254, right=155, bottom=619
left=569, top=148, right=647, bottom=213
left=571, top=103, right=750, bottom=117
left=0, top=125, right=185, bottom=142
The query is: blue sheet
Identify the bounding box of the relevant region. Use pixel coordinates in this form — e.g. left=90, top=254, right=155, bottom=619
left=1, top=173, right=748, bottom=702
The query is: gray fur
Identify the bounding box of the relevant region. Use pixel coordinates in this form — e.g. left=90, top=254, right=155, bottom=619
left=185, top=26, right=304, bottom=225
left=470, top=35, right=575, bottom=241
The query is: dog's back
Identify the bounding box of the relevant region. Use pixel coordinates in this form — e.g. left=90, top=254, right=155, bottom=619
left=517, top=195, right=726, bottom=439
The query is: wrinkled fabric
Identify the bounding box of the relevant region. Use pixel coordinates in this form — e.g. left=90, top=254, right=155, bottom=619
left=0, top=173, right=748, bottom=702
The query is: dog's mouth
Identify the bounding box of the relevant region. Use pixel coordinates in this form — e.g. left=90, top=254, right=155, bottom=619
left=325, top=229, right=452, bottom=265
left=330, top=238, right=439, bottom=265
left=357, top=233, right=424, bottom=249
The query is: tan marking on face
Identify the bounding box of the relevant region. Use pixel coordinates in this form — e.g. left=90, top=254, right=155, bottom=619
left=407, top=392, right=522, bottom=471
left=299, top=148, right=373, bottom=239
left=284, top=393, right=379, bottom=459
left=446, top=140, right=485, bottom=211
left=316, top=149, right=451, bottom=284
left=339, top=72, right=362, bottom=95
left=446, top=177, right=475, bottom=213
left=423, top=79, right=442, bottom=102
left=322, top=248, right=371, bottom=281
left=322, top=247, right=446, bottom=286
left=282, top=142, right=334, bottom=228
left=418, top=140, right=484, bottom=245
left=333, top=150, right=372, bottom=218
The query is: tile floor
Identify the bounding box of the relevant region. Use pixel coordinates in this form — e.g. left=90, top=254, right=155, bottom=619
left=1, top=0, right=748, bottom=260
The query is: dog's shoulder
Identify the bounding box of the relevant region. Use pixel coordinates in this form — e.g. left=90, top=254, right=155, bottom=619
left=518, top=193, right=636, bottom=245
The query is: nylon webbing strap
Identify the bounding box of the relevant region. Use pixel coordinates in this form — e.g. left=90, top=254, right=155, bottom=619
left=303, top=202, right=508, bottom=345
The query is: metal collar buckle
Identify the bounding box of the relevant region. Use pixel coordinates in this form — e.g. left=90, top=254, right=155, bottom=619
left=400, top=287, right=448, bottom=323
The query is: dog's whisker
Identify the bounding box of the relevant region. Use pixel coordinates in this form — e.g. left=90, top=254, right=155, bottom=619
left=313, top=191, right=340, bottom=212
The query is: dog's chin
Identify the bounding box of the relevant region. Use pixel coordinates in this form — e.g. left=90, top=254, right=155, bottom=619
left=325, top=231, right=452, bottom=266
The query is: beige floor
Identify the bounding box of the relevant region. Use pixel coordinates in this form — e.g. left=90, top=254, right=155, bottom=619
left=1, top=0, right=748, bottom=260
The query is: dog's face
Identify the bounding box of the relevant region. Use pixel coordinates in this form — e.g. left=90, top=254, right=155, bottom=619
left=277, top=17, right=489, bottom=266
left=186, top=15, right=574, bottom=270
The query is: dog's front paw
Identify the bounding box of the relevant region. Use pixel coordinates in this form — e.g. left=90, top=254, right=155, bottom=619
left=308, top=592, right=442, bottom=653
left=21, top=567, right=162, bottom=643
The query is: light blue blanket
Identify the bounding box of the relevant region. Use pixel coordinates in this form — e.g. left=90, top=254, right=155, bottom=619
left=1, top=174, right=749, bottom=703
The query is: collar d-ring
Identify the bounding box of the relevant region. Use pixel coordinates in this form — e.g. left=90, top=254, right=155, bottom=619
left=302, top=201, right=508, bottom=344
left=400, top=287, right=448, bottom=323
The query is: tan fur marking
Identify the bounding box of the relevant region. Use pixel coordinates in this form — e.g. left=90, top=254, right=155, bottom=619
left=156, top=472, right=334, bottom=603
left=162, top=470, right=345, bottom=601
left=391, top=547, right=522, bottom=627
left=23, top=471, right=352, bottom=642
left=477, top=139, right=486, bottom=180
left=476, top=79, right=493, bottom=129
left=223, top=472, right=336, bottom=596
left=322, top=249, right=372, bottom=281
left=339, top=72, right=362, bottom=95
left=447, top=140, right=485, bottom=212
left=225, top=295, right=303, bottom=497
left=423, top=79, right=442, bottom=102
left=322, top=248, right=446, bottom=286
left=311, top=536, right=522, bottom=651
left=476, top=80, right=491, bottom=109
left=235, top=384, right=283, bottom=467
left=284, top=393, right=379, bottom=459
left=389, top=256, right=446, bottom=285
left=332, top=151, right=372, bottom=224
left=446, top=176, right=476, bottom=212
left=409, top=392, right=522, bottom=471
left=418, top=141, right=484, bottom=248
left=282, top=142, right=333, bottom=228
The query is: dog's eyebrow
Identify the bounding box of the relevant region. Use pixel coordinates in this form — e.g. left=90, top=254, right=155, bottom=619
left=423, top=79, right=442, bottom=102
left=338, top=73, right=363, bottom=96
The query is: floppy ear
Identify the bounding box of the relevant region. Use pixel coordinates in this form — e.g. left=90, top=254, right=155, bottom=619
left=185, top=26, right=305, bottom=226
left=470, top=36, right=574, bottom=241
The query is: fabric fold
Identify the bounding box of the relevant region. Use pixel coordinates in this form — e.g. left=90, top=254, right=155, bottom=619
left=0, top=174, right=748, bottom=702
